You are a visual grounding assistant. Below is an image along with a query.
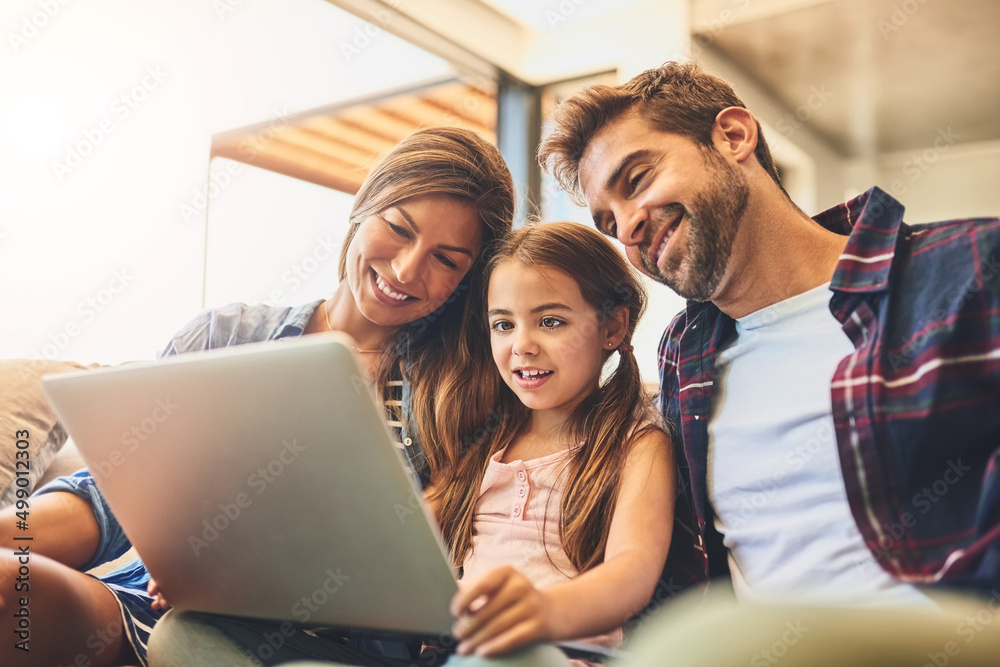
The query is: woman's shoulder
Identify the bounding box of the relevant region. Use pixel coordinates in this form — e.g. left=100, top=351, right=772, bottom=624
left=159, top=300, right=323, bottom=357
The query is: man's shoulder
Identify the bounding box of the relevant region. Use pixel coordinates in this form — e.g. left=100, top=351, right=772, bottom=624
left=904, top=215, right=1000, bottom=243
left=895, top=216, right=1000, bottom=286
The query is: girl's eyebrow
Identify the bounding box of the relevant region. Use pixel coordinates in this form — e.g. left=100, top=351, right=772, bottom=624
left=390, top=205, right=474, bottom=258
left=487, top=304, right=573, bottom=317
left=531, top=303, right=572, bottom=313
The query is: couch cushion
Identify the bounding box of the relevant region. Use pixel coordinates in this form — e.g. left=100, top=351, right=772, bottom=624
left=0, top=359, right=89, bottom=507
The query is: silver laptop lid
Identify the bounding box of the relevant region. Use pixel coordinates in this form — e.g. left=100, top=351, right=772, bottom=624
left=42, top=333, right=457, bottom=638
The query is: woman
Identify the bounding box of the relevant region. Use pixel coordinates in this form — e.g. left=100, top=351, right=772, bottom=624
left=0, top=126, right=514, bottom=667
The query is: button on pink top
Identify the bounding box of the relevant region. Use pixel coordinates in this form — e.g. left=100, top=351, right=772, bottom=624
left=461, top=447, right=622, bottom=658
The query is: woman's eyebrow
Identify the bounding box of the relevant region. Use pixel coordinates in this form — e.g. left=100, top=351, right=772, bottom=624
left=392, top=205, right=475, bottom=258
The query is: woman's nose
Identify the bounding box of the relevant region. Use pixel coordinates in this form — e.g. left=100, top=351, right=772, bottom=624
left=391, top=245, right=422, bottom=285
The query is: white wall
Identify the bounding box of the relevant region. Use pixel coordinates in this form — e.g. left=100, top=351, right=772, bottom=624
left=204, top=159, right=354, bottom=308
left=1, top=0, right=451, bottom=364
left=846, top=139, right=1000, bottom=225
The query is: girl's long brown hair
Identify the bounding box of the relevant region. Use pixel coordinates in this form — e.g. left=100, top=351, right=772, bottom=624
left=337, top=127, right=515, bottom=483
left=428, top=222, right=662, bottom=572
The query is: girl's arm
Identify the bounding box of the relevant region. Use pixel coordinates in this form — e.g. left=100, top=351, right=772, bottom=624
left=450, top=428, right=675, bottom=657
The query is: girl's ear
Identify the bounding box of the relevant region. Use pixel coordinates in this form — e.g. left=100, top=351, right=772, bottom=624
left=604, top=307, right=630, bottom=349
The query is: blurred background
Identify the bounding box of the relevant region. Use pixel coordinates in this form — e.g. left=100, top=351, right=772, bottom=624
left=2, top=0, right=998, bottom=384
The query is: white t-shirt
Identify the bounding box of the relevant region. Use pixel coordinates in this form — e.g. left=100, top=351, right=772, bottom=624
left=707, top=282, right=929, bottom=606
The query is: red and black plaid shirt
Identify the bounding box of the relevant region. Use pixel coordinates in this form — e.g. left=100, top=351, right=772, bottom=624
left=658, top=187, right=1000, bottom=597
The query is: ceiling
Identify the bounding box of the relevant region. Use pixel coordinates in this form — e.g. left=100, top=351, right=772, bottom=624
left=692, top=0, right=1000, bottom=156
left=215, top=0, right=999, bottom=194
left=212, top=77, right=497, bottom=194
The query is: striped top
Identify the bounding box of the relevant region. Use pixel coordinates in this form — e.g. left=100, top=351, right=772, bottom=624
left=657, top=187, right=1000, bottom=596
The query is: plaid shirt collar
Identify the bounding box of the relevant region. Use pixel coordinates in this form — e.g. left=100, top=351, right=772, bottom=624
left=680, top=186, right=905, bottom=327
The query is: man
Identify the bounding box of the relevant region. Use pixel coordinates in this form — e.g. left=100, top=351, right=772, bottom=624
left=538, top=61, right=1000, bottom=661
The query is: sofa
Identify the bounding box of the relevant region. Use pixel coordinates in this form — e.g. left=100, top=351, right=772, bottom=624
left=1, top=358, right=137, bottom=573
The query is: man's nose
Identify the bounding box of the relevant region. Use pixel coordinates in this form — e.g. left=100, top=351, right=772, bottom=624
left=616, top=203, right=648, bottom=247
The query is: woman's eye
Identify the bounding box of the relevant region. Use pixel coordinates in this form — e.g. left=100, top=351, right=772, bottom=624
left=540, top=317, right=563, bottom=328
left=436, top=253, right=458, bottom=270
left=386, top=220, right=410, bottom=238
left=491, top=320, right=513, bottom=333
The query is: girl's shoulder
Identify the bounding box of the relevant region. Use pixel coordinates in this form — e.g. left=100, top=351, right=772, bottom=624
left=624, top=420, right=673, bottom=459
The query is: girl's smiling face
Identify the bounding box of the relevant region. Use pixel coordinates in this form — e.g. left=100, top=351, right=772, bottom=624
left=345, top=193, right=482, bottom=329
left=487, top=260, right=620, bottom=422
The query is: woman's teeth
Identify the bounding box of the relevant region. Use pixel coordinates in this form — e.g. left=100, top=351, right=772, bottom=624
left=375, top=274, right=410, bottom=301
left=517, top=370, right=552, bottom=378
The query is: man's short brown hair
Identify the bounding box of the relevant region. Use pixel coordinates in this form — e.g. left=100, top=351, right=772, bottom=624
left=538, top=61, right=783, bottom=205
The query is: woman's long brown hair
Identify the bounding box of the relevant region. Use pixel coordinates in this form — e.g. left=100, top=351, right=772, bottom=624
left=336, top=127, right=515, bottom=484
left=427, top=222, right=663, bottom=573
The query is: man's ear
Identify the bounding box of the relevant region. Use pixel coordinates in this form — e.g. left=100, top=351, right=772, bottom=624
left=712, top=107, right=758, bottom=164
left=605, top=307, right=630, bottom=350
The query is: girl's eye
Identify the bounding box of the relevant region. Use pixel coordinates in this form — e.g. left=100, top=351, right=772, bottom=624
left=491, top=320, right=513, bottom=333
left=540, top=317, right=563, bottom=329
left=436, top=253, right=458, bottom=270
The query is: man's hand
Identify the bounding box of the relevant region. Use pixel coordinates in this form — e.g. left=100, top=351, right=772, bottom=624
left=451, top=566, right=559, bottom=657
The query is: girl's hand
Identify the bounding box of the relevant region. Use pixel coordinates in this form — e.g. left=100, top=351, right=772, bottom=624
left=147, top=577, right=172, bottom=611
left=450, top=566, right=558, bottom=657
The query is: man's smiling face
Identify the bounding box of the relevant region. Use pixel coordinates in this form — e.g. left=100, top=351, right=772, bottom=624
left=578, top=110, right=750, bottom=302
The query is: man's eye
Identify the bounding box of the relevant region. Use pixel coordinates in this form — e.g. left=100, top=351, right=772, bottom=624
left=628, top=170, right=647, bottom=191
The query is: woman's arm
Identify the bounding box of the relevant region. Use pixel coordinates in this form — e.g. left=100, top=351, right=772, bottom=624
left=450, top=428, right=676, bottom=657
left=0, top=491, right=101, bottom=568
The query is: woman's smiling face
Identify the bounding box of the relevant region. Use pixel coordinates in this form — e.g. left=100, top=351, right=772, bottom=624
left=345, top=193, right=482, bottom=328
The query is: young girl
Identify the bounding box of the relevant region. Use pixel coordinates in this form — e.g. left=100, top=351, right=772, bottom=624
left=429, top=221, right=675, bottom=662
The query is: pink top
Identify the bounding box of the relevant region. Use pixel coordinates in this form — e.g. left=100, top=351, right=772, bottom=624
left=460, top=447, right=623, bottom=659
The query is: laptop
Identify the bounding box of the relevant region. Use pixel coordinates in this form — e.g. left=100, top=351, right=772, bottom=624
left=42, top=333, right=458, bottom=640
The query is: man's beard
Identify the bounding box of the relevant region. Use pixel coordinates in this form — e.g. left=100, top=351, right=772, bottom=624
left=641, top=150, right=749, bottom=301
